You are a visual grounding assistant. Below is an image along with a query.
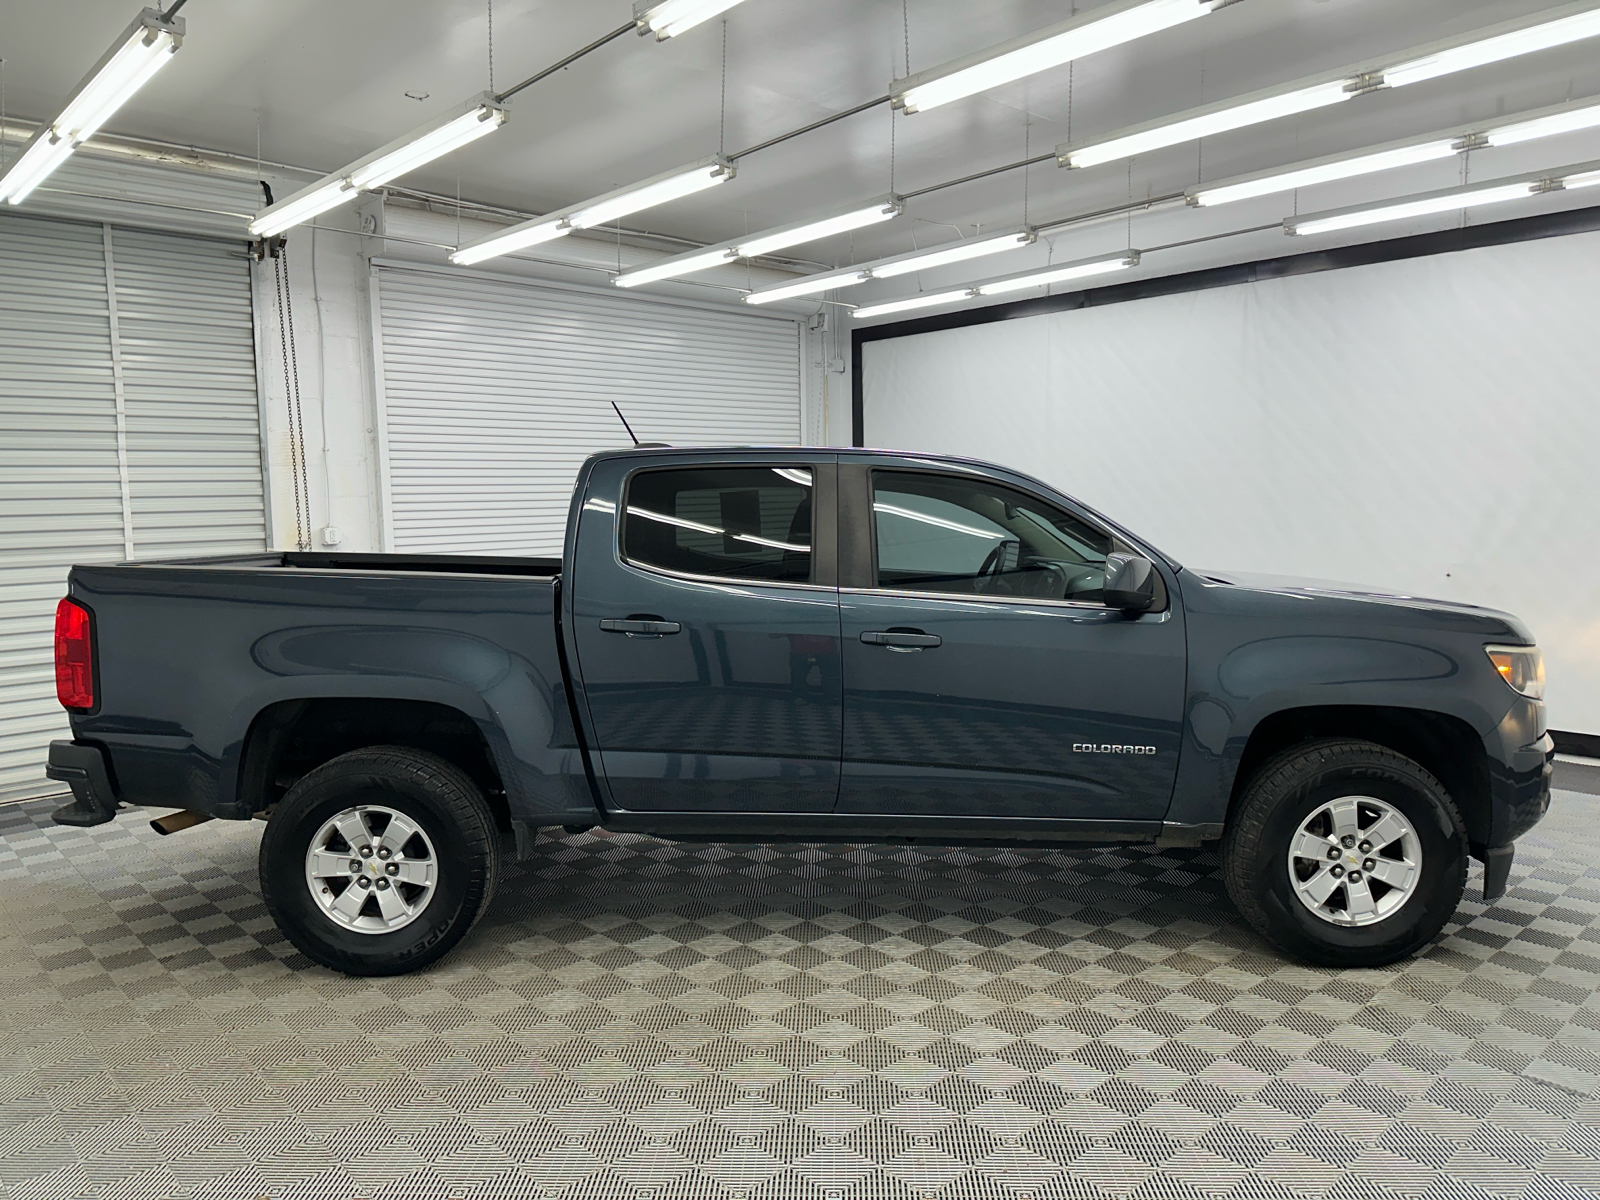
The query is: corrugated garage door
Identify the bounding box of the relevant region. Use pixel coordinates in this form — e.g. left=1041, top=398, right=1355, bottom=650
left=374, top=265, right=802, bottom=555
left=0, top=213, right=265, bottom=804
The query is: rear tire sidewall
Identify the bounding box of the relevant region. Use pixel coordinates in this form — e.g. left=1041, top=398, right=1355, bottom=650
left=261, top=757, right=491, bottom=975
left=1232, top=750, right=1467, bottom=967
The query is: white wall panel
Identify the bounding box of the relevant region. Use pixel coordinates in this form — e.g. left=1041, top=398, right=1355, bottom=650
left=375, top=266, right=802, bottom=556
left=861, top=230, right=1600, bottom=733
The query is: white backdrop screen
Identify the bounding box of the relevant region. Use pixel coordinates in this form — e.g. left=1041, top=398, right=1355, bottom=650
left=861, top=229, right=1600, bottom=733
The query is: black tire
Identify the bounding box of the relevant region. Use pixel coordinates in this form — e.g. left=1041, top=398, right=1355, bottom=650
left=1222, top=738, right=1468, bottom=967
left=260, top=746, right=500, bottom=976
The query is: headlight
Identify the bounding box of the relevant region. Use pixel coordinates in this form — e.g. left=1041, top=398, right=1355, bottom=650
left=1485, top=644, right=1544, bottom=700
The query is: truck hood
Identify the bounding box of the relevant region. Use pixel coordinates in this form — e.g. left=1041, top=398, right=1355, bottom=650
left=1185, top=566, right=1535, bottom=642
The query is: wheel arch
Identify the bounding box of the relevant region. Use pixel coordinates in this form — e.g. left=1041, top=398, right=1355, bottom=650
left=1227, top=705, right=1492, bottom=853
left=235, top=697, right=511, bottom=832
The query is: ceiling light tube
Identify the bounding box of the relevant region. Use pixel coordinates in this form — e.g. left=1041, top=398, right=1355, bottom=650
left=1060, top=3, right=1600, bottom=175
left=892, top=0, right=1221, bottom=115
left=250, top=93, right=508, bottom=237
left=615, top=247, right=738, bottom=289
left=635, top=0, right=751, bottom=41
left=1281, top=164, right=1600, bottom=237
left=1383, top=1, right=1600, bottom=89
left=735, top=196, right=903, bottom=259
left=1190, top=95, right=1600, bottom=207
left=614, top=195, right=902, bottom=288
left=975, top=252, right=1140, bottom=296
left=1060, top=78, right=1354, bottom=170
left=867, top=229, right=1037, bottom=278
left=743, top=268, right=872, bottom=305
left=452, top=156, right=735, bottom=267
left=0, top=7, right=183, bottom=205
left=1190, top=139, right=1460, bottom=207
left=852, top=290, right=976, bottom=320
left=566, top=156, right=735, bottom=229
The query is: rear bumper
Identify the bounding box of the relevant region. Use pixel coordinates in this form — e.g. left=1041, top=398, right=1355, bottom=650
left=45, top=741, right=121, bottom=827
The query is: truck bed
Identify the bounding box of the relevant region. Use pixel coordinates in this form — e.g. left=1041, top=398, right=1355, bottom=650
left=137, top=551, right=563, bottom=578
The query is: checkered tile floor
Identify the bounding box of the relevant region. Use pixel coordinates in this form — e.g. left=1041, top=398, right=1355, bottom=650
left=0, top=787, right=1596, bottom=1200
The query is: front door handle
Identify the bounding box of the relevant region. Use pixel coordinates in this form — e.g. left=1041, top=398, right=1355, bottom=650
left=860, top=629, right=941, bottom=651
left=600, top=617, right=681, bottom=636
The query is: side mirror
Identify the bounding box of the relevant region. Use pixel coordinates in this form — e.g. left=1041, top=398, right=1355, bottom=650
left=1103, top=552, right=1157, bottom=613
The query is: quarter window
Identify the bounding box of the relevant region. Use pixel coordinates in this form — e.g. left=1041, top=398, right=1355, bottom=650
left=872, top=470, right=1111, bottom=601
left=623, top=466, right=813, bottom=584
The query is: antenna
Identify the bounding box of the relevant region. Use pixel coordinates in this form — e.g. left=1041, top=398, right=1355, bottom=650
left=610, top=401, right=640, bottom=447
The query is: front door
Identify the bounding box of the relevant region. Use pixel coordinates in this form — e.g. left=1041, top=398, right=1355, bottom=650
left=570, top=458, right=841, bottom=813
left=837, top=464, right=1185, bottom=821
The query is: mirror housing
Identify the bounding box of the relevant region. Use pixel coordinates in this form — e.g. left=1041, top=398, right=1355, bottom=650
left=1103, top=552, right=1157, bottom=613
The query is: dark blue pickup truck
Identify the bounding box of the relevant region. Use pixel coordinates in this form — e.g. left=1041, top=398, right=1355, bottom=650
left=46, top=447, right=1552, bottom=975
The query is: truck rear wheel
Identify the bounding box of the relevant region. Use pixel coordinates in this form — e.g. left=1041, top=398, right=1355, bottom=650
left=260, top=746, right=500, bottom=976
left=1222, top=738, right=1467, bottom=967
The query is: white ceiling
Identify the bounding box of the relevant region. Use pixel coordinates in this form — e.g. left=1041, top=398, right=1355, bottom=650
left=6, top=0, right=1600, bottom=308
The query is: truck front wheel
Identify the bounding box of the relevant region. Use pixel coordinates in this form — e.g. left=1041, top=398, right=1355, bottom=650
left=260, top=746, right=500, bottom=976
left=1222, top=738, right=1468, bottom=967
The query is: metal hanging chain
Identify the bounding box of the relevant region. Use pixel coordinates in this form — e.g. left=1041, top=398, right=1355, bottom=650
left=903, top=0, right=911, bottom=76
left=487, top=0, right=495, bottom=93
left=719, top=20, right=728, bottom=155
left=271, top=250, right=311, bottom=552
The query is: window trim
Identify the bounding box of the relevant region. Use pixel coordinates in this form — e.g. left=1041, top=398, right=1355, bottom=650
left=864, top=466, right=1160, bottom=611
left=617, top=462, right=828, bottom=591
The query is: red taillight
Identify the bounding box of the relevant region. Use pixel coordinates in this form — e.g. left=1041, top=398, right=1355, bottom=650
left=55, top=598, right=95, bottom=710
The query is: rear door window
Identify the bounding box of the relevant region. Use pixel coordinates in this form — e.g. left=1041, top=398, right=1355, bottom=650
left=622, top=466, right=814, bottom=584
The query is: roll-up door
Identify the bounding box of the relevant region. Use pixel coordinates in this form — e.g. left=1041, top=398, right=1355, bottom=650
left=373, top=265, right=803, bottom=555
left=0, top=213, right=264, bottom=804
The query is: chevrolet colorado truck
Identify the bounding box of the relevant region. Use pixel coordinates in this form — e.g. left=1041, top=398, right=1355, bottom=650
left=45, top=447, right=1552, bottom=975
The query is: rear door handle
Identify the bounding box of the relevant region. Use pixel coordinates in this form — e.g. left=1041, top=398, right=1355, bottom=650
left=860, top=629, right=941, bottom=651
left=600, top=618, right=681, bottom=636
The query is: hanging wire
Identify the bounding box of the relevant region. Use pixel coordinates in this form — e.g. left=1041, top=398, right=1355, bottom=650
left=272, top=252, right=311, bottom=552
left=1023, top=118, right=1031, bottom=226
left=487, top=0, right=496, bottom=93
left=719, top=20, right=728, bottom=155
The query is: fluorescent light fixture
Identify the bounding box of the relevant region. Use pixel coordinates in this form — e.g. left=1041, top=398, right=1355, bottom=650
left=1487, top=99, right=1600, bottom=146
left=615, top=247, right=737, bottom=288
left=1190, top=140, right=1460, bottom=207
left=567, top=156, right=735, bottom=229
left=736, top=197, right=903, bottom=258
left=852, top=290, right=976, bottom=320
left=975, top=252, right=1139, bottom=296
left=868, top=229, right=1037, bottom=279
left=852, top=252, right=1140, bottom=320
left=0, top=7, right=183, bottom=205
left=635, top=0, right=750, bottom=40
left=743, top=229, right=1035, bottom=305
left=1281, top=163, right=1600, bottom=237
left=1384, top=2, right=1600, bottom=89
left=1060, top=4, right=1600, bottom=175
left=1061, top=79, right=1353, bottom=170
left=743, top=267, right=872, bottom=305
left=892, top=0, right=1219, bottom=115
left=250, top=93, right=508, bottom=238
left=452, top=156, right=736, bottom=266
left=1189, top=95, right=1600, bottom=207
left=614, top=195, right=901, bottom=288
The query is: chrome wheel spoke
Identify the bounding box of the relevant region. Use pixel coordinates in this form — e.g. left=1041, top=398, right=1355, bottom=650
left=1299, top=868, right=1342, bottom=906
left=309, top=850, right=352, bottom=879
left=1291, top=830, right=1335, bottom=863
left=1363, top=811, right=1410, bottom=853
left=392, top=859, right=435, bottom=887
left=373, top=883, right=410, bottom=923
left=1344, top=878, right=1378, bottom=922
left=330, top=882, right=370, bottom=921
left=1366, top=857, right=1415, bottom=889
left=333, top=811, right=372, bottom=852
left=379, top=813, right=422, bottom=858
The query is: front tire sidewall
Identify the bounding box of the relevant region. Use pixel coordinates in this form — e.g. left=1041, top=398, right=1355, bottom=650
left=262, top=763, right=489, bottom=975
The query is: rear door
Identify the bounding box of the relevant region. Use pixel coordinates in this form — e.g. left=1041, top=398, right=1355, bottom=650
left=568, top=454, right=841, bottom=813
left=836, top=459, right=1186, bottom=822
